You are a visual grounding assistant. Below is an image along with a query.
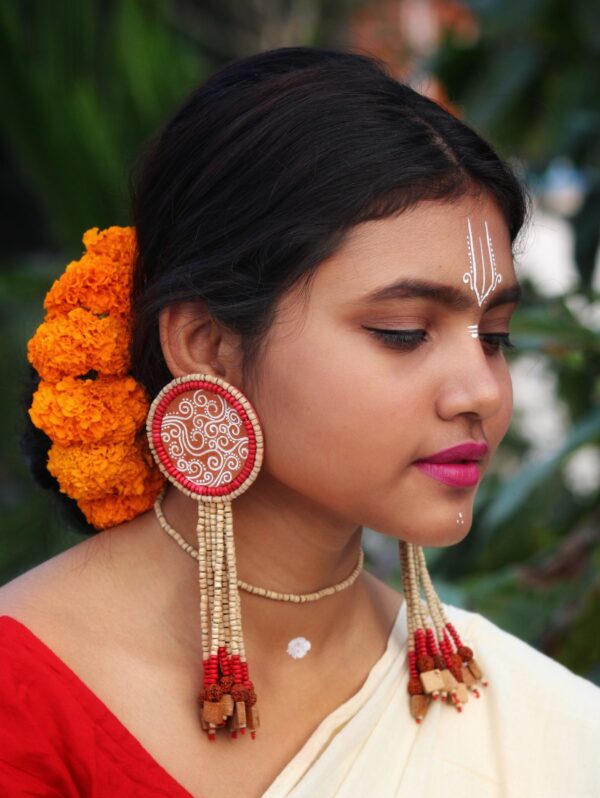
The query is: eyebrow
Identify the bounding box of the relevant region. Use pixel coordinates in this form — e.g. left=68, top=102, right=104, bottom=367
left=360, top=278, right=522, bottom=311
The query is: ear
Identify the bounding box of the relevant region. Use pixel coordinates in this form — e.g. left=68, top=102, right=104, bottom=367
left=158, top=301, right=242, bottom=383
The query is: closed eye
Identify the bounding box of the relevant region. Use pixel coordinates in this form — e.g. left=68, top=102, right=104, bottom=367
left=479, top=333, right=516, bottom=353
left=364, top=327, right=516, bottom=354
left=364, top=328, right=427, bottom=349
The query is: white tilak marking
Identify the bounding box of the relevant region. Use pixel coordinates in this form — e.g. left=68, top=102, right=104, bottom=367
left=287, top=637, right=312, bottom=659
left=456, top=512, right=465, bottom=525
left=463, top=218, right=502, bottom=306
left=467, top=324, right=479, bottom=339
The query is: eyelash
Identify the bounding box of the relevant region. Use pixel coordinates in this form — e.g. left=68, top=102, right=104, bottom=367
left=365, top=328, right=516, bottom=353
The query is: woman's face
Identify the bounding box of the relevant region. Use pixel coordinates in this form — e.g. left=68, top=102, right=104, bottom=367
left=248, top=193, right=520, bottom=546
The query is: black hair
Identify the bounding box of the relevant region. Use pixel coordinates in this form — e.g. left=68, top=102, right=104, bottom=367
left=20, top=46, right=530, bottom=534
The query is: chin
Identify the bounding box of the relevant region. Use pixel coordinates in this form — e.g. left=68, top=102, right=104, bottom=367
left=371, top=505, right=473, bottom=548
left=421, top=523, right=472, bottom=548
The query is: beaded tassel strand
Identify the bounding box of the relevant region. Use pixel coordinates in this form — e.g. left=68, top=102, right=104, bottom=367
left=416, top=547, right=488, bottom=697
left=399, top=540, right=488, bottom=724
left=198, top=501, right=222, bottom=739
left=224, top=500, right=259, bottom=739
left=197, top=499, right=259, bottom=741
left=400, top=541, right=429, bottom=723
left=146, top=374, right=266, bottom=742
left=412, top=544, right=464, bottom=710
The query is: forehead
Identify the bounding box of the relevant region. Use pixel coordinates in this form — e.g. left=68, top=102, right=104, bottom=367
left=312, top=193, right=517, bottom=306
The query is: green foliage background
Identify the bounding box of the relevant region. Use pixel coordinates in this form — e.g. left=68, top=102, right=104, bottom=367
left=1, top=1, right=598, bottom=683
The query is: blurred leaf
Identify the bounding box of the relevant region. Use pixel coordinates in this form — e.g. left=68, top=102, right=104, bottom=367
left=0, top=0, right=206, bottom=248
left=481, top=406, right=600, bottom=531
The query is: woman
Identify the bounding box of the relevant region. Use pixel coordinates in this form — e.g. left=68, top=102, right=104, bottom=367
left=1, top=47, right=598, bottom=797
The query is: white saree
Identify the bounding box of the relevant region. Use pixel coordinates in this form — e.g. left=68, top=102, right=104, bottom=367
left=263, top=600, right=600, bottom=797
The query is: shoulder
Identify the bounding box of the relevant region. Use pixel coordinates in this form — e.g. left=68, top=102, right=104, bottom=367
left=0, top=607, right=81, bottom=709
left=0, top=515, right=138, bottom=630
left=0, top=536, right=149, bottom=795
left=444, top=603, right=600, bottom=725
left=0, top=612, right=94, bottom=795
left=0, top=533, right=131, bottom=699
left=427, top=604, right=600, bottom=795
left=466, top=606, right=598, bottom=703
left=0, top=539, right=91, bottom=638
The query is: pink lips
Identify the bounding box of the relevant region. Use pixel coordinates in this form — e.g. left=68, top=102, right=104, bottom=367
left=413, top=442, right=489, bottom=488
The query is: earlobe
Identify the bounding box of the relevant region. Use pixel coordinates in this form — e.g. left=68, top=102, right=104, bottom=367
left=158, top=301, right=226, bottom=380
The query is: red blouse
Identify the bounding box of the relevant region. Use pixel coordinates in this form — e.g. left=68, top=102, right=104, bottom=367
left=0, top=615, right=195, bottom=797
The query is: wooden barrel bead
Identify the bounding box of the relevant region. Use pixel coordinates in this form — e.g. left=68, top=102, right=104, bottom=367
left=461, top=665, right=477, bottom=688
left=440, top=669, right=459, bottom=692
left=233, top=700, right=247, bottom=729
left=410, top=694, right=431, bottom=723
left=455, top=682, right=469, bottom=704
left=419, top=668, right=446, bottom=694
left=202, top=700, right=224, bottom=725
left=247, top=704, right=260, bottom=730
left=220, top=693, right=234, bottom=717
left=468, top=658, right=483, bottom=680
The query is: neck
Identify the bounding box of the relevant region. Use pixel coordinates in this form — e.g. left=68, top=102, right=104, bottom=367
left=155, top=472, right=367, bottom=661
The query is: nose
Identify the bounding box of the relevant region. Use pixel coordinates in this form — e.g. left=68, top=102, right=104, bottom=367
left=435, top=340, right=508, bottom=423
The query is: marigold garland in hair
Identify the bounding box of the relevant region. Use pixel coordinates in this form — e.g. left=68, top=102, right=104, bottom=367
left=27, top=308, right=131, bottom=383
left=44, top=226, right=136, bottom=321
left=29, top=376, right=148, bottom=446
left=78, top=483, right=165, bottom=531
left=26, top=226, right=165, bottom=530
left=47, top=439, right=159, bottom=502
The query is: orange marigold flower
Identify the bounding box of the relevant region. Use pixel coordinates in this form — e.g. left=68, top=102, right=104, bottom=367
left=26, top=224, right=165, bottom=529
left=48, top=437, right=160, bottom=502
left=27, top=307, right=130, bottom=382
left=82, top=226, right=136, bottom=264
left=29, top=375, right=149, bottom=446
left=44, top=226, right=136, bottom=320
left=44, top=252, right=133, bottom=321
left=78, top=470, right=165, bottom=530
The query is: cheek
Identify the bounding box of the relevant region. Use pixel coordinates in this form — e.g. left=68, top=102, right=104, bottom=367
left=249, top=324, right=418, bottom=510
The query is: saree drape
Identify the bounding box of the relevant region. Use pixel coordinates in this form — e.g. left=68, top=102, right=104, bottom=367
left=1, top=600, right=599, bottom=797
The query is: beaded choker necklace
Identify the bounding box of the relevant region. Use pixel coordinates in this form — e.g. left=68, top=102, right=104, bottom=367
left=153, top=491, right=365, bottom=602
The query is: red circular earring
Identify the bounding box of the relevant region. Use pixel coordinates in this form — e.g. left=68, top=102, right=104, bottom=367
left=147, top=373, right=263, bottom=501
left=146, top=373, right=264, bottom=741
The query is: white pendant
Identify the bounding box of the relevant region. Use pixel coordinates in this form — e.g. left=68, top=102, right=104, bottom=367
left=287, top=637, right=311, bottom=659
